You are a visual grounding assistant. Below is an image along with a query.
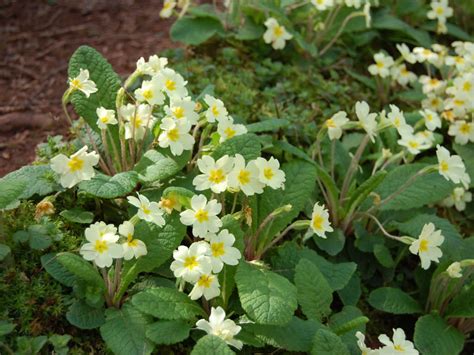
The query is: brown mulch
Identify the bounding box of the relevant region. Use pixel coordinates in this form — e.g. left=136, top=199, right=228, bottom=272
left=0, top=0, right=176, bottom=177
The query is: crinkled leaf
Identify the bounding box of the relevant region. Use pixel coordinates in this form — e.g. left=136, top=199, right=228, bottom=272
left=68, top=45, right=121, bottom=132
left=212, top=133, right=261, bottom=161
left=446, top=284, right=474, bottom=318
left=146, top=320, right=191, bottom=345
left=132, top=287, right=205, bottom=320
left=368, top=287, right=422, bottom=314
left=41, top=253, right=76, bottom=287
left=245, top=317, right=324, bottom=352
left=100, top=304, right=153, bottom=355
left=134, top=148, right=191, bottom=183
left=0, top=321, right=15, bottom=336
left=311, top=329, right=350, bottom=355
left=57, top=252, right=105, bottom=291
left=374, top=164, right=454, bottom=211
left=414, top=314, right=464, bottom=355
left=60, top=208, right=94, bottom=224
left=171, top=17, right=224, bottom=46
left=191, top=335, right=235, bottom=355
left=235, top=262, right=297, bottom=325
left=66, top=300, right=105, bottom=329
left=78, top=171, right=139, bottom=198
left=246, top=119, right=289, bottom=133
left=295, top=259, right=332, bottom=320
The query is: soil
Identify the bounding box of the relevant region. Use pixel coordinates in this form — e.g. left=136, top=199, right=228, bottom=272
left=0, top=0, right=176, bottom=177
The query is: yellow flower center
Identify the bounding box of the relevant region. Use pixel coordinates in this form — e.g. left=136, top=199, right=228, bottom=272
left=273, top=25, right=284, bottom=37
left=100, top=116, right=109, bottom=123
left=141, top=204, right=151, bottom=215
left=67, top=156, right=84, bottom=172
left=326, top=118, right=336, bottom=128
left=211, top=242, right=225, bottom=257
left=172, top=106, right=185, bottom=119
left=394, top=117, right=401, bottom=127
left=423, top=49, right=432, bottom=56
left=184, top=256, right=199, bottom=270
left=401, top=67, right=409, bottom=75
left=165, top=79, right=176, bottom=91
left=224, top=127, right=236, bottom=138
left=426, top=114, right=433, bottom=121
left=238, top=170, right=251, bottom=185
left=312, top=215, right=324, bottom=230
left=209, top=169, right=225, bottom=184
left=460, top=123, right=471, bottom=135
left=455, top=56, right=464, bottom=64
left=419, top=239, right=429, bottom=252
left=197, top=274, right=213, bottom=288
left=263, top=167, right=274, bottom=180
left=143, top=89, right=153, bottom=100
left=134, top=115, right=143, bottom=128
left=454, top=99, right=464, bottom=106
left=94, top=240, right=108, bottom=254
left=211, top=105, right=219, bottom=117
left=70, top=78, right=83, bottom=89
left=463, top=82, right=472, bottom=92
left=408, top=141, right=419, bottom=149
left=429, top=78, right=439, bottom=86
left=160, top=197, right=176, bottom=210
left=394, top=344, right=404, bottom=351
left=436, top=7, right=444, bottom=15
left=376, top=61, right=384, bottom=69
left=167, top=128, right=180, bottom=142
left=440, top=160, right=449, bottom=172
left=195, top=209, right=209, bottom=223
left=127, top=234, right=139, bottom=247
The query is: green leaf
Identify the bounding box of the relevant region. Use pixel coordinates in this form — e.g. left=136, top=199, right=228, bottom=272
left=245, top=317, right=324, bottom=352
left=16, top=336, right=48, bottom=355
left=117, top=214, right=186, bottom=301
left=246, top=119, right=289, bottom=133
left=295, top=259, right=332, bottom=320
left=329, top=306, right=367, bottom=336
left=146, top=320, right=191, bottom=345
left=314, top=229, right=345, bottom=256
left=446, top=284, right=474, bottom=318
left=78, top=171, right=139, bottom=198
left=373, top=244, right=394, bottom=268
left=235, top=262, right=297, bottom=325
left=134, top=148, right=191, bottom=184
left=132, top=287, right=205, bottom=320
left=0, top=321, right=15, bottom=336
left=256, top=160, right=317, bottom=245
left=0, top=165, right=58, bottom=209
left=66, top=300, right=105, bottom=329
left=57, top=252, right=105, bottom=291
left=60, top=208, right=94, bottom=224
left=392, top=214, right=463, bottom=260
left=68, top=45, right=121, bottom=132
left=414, top=314, right=464, bottom=355
left=374, top=164, right=454, bottom=210
left=372, top=12, right=431, bottom=47
left=41, top=253, right=76, bottom=287
left=212, top=133, right=261, bottom=161
left=311, top=329, right=350, bottom=355
left=0, top=244, right=11, bottom=261
left=345, top=170, right=386, bottom=216
left=235, top=17, right=265, bottom=40
left=100, top=304, right=153, bottom=355
left=301, top=249, right=357, bottom=291
left=191, top=335, right=235, bottom=355
left=368, top=287, right=422, bottom=314
left=337, top=273, right=361, bottom=306
left=170, top=17, right=224, bottom=46
left=453, top=143, right=474, bottom=188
